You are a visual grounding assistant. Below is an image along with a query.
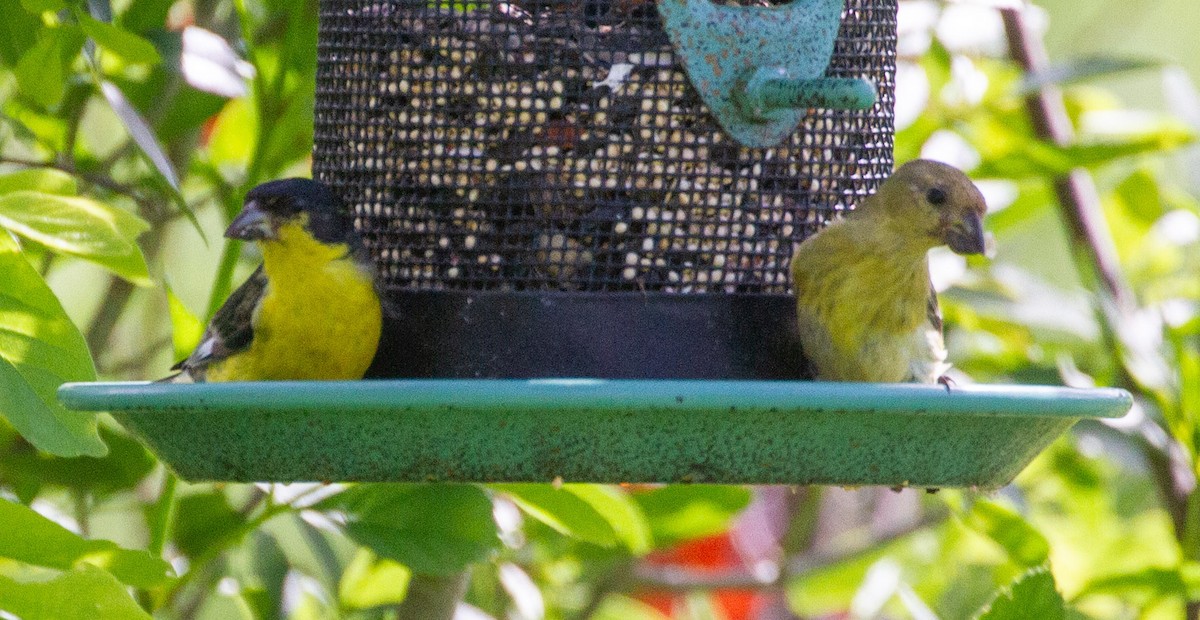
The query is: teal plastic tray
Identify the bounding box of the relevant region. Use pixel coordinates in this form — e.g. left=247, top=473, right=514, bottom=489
left=58, top=380, right=1130, bottom=488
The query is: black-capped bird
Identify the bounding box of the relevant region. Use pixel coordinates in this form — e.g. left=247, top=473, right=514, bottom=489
left=170, top=178, right=382, bottom=382
left=790, top=159, right=988, bottom=383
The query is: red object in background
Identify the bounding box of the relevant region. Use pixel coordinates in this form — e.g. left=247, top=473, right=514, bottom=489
left=200, top=115, right=219, bottom=146
left=636, top=533, right=766, bottom=619
left=647, top=532, right=740, bottom=570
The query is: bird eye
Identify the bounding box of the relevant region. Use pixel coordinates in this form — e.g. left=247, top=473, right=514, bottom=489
left=926, top=187, right=947, bottom=206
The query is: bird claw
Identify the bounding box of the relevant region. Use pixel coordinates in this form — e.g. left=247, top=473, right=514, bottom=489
left=937, top=375, right=955, bottom=392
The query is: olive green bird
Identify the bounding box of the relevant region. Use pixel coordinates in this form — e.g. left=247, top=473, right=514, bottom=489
left=170, top=178, right=382, bottom=382
left=789, top=159, right=988, bottom=383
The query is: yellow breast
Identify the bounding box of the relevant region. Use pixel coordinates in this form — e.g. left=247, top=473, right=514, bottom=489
left=206, top=222, right=382, bottom=381
left=791, top=222, right=931, bottom=382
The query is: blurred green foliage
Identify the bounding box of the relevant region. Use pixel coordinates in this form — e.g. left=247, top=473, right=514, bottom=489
left=0, top=0, right=1198, bottom=618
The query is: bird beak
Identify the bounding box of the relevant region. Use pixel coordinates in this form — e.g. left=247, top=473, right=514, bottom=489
left=225, top=201, right=275, bottom=240
left=945, top=211, right=987, bottom=255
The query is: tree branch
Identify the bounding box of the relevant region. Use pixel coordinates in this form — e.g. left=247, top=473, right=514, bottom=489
left=1002, top=7, right=1197, bottom=616
left=0, top=155, right=166, bottom=218
left=1000, top=8, right=1134, bottom=313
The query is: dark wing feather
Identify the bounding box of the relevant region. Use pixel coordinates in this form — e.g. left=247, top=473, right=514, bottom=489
left=173, top=266, right=267, bottom=380
left=926, top=276, right=943, bottom=334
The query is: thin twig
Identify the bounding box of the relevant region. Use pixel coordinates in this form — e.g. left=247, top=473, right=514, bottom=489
left=85, top=278, right=135, bottom=360
left=104, top=336, right=175, bottom=377
left=632, top=565, right=779, bottom=592
left=0, top=155, right=163, bottom=215
left=1000, top=8, right=1134, bottom=312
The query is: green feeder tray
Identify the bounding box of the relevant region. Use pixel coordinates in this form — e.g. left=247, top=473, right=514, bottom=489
left=58, top=380, right=1129, bottom=489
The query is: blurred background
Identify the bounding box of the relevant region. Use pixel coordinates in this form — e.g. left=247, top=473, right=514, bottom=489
left=1, top=0, right=1198, bottom=618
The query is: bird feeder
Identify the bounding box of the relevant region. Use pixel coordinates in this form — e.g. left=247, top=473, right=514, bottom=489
left=59, top=0, right=1130, bottom=488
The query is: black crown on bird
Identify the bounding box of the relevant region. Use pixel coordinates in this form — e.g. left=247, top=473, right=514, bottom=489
left=226, top=178, right=362, bottom=250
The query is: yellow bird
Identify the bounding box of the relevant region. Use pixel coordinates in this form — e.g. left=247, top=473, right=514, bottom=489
left=171, top=179, right=382, bottom=382
left=790, top=159, right=988, bottom=383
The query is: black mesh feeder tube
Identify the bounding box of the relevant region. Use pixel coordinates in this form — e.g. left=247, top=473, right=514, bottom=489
left=314, top=0, right=896, bottom=380
left=58, top=0, right=1132, bottom=486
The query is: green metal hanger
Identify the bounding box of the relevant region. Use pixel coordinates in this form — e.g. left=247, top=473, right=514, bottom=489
left=657, top=0, right=878, bottom=147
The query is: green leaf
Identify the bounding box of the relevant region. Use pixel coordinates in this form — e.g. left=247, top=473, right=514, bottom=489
left=258, top=88, right=317, bottom=178
left=0, top=0, right=41, bottom=65
left=338, top=548, right=411, bottom=610
left=260, top=511, right=357, bottom=592
left=0, top=233, right=103, bottom=457
left=0, top=423, right=154, bottom=496
left=0, top=565, right=152, bottom=620
left=491, top=484, right=619, bottom=548
left=165, top=281, right=204, bottom=361
left=1062, top=123, right=1195, bottom=167
left=961, top=499, right=1050, bottom=568
left=0, top=499, right=175, bottom=588
left=14, top=27, right=85, bottom=108
left=563, top=484, right=653, bottom=554
left=975, top=568, right=1065, bottom=620
left=15, top=37, right=65, bottom=109
left=0, top=356, right=90, bottom=458
left=207, top=97, right=257, bottom=169
left=337, top=484, right=498, bottom=576
left=172, top=491, right=245, bottom=558
left=19, top=0, right=66, bottom=12
left=77, top=12, right=161, bottom=65
left=99, top=80, right=180, bottom=188
left=1114, top=168, right=1166, bottom=226
left=191, top=592, right=258, bottom=620
left=238, top=531, right=290, bottom=620
left=633, top=485, right=752, bottom=547
left=117, top=0, right=174, bottom=34
left=0, top=191, right=152, bottom=285
left=153, top=76, right=231, bottom=145
left=0, top=169, right=77, bottom=196
left=1074, top=564, right=1200, bottom=601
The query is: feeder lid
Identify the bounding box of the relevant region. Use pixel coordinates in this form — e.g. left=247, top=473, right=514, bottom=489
left=59, top=380, right=1130, bottom=488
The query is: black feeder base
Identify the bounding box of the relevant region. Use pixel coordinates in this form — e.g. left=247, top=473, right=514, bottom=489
left=369, top=291, right=806, bottom=380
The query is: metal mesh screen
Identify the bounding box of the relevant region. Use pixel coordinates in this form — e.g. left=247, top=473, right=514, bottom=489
left=314, top=0, right=896, bottom=295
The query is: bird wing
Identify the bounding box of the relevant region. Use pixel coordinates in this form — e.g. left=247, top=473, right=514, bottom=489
left=172, top=266, right=267, bottom=380
left=905, top=277, right=950, bottom=383
left=926, top=276, right=943, bottom=334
